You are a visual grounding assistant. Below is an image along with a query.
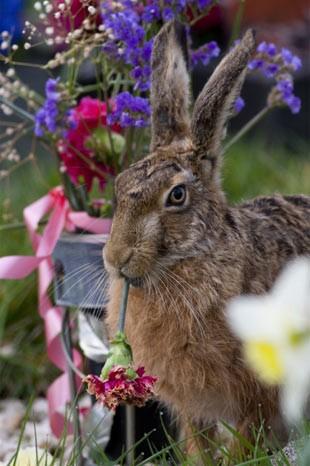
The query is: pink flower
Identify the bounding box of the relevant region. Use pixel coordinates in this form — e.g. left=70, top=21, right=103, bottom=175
left=58, top=97, right=121, bottom=191
left=84, top=365, right=157, bottom=410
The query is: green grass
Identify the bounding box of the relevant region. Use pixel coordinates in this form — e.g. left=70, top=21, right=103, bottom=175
left=0, top=140, right=309, bottom=463
left=6, top=405, right=309, bottom=465
left=223, top=141, right=310, bottom=202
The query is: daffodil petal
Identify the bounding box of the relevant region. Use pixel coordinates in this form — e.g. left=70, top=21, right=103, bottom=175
left=272, top=257, right=310, bottom=323
left=227, top=295, right=285, bottom=342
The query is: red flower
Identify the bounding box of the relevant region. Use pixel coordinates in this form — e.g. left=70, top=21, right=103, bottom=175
left=84, top=365, right=157, bottom=410
left=58, top=97, right=121, bottom=191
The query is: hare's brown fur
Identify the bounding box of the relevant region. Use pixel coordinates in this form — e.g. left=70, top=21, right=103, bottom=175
left=104, top=22, right=310, bottom=450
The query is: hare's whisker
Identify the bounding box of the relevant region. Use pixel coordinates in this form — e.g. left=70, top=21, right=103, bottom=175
left=59, top=265, right=103, bottom=301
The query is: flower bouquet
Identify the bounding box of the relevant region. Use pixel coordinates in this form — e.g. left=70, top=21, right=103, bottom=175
left=0, top=0, right=302, bottom=436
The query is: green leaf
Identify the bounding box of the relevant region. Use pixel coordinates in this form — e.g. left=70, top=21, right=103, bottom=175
left=85, top=126, right=125, bottom=164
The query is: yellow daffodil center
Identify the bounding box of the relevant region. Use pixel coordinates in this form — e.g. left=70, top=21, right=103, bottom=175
left=244, top=341, right=284, bottom=384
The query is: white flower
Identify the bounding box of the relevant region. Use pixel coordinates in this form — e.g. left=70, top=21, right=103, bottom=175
left=13, top=447, right=53, bottom=466
left=34, top=1, right=42, bottom=11
left=45, top=26, right=54, bottom=36
left=227, top=256, right=310, bottom=422
left=45, top=4, right=53, bottom=14
left=6, top=68, right=15, bottom=78
left=88, top=5, right=97, bottom=15
left=1, top=41, right=9, bottom=50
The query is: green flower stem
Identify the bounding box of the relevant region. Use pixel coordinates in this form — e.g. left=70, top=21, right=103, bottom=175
left=0, top=220, right=47, bottom=232
left=100, top=330, right=133, bottom=379
left=118, top=280, right=130, bottom=333
left=100, top=57, right=117, bottom=164
left=229, top=0, right=246, bottom=47
left=0, top=96, right=35, bottom=122
left=0, top=57, right=46, bottom=70
left=75, top=84, right=102, bottom=95
left=100, top=281, right=131, bottom=379
left=223, top=106, right=270, bottom=153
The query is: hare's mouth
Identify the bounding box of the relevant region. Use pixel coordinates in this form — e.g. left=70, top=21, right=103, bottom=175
left=120, top=272, right=144, bottom=288
left=127, top=276, right=144, bottom=288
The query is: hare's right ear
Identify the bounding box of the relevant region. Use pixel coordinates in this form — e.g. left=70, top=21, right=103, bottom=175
left=191, top=30, right=255, bottom=163
left=150, top=21, right=191, bottom=152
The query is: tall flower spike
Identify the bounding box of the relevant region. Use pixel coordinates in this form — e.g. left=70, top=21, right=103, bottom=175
left=248, top=41, right=302, bottom=114
left=35, top=78, right=61, bottom=137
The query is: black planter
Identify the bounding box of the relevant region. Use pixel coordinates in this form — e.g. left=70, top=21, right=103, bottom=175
left=53, top=233, right=109, bottom=313
left=52, top=233, right=173, bottom=461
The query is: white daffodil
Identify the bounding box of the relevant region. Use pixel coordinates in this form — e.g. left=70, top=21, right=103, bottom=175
left=227, top=256, right=310, bottom=422
left=13, top=447, right=54, bottom=466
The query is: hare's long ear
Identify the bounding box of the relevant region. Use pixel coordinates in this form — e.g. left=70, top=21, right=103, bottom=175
left=191, top=29, right=255, bottom=161
left=150, top=21, right=191, bottom=151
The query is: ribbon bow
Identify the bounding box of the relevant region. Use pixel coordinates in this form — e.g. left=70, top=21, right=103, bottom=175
left=0, top=187, right=111, bottom=436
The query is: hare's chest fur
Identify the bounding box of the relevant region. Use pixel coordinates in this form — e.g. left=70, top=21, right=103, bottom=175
left=106, top=278, right=245, bottom=424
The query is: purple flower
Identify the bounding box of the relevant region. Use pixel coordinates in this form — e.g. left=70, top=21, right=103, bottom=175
left=107, top=92, right=151, bottom=128
left=100, top=1, right=219, bottom=92
left=265, top=63, right=279, bottom=78
left=275, top=78, right=301, bottom=114
left=234, top=96, right=245, bottom=114
left=248, top=41, right=302, bottom=115
left=197, top=0, right=212, bottom=8
left=101, top=2, right=152, bottom=91
left=281, top=48, right=302, bottom=71
left=34, top=78, right=61, bottom=137
left=248, top=58, right=264, bottom=70
left=257, top=41, right=276, bottom=57
left=276, top=79, right=293, bottom=96
left=45, top=77, right=60, bottom=100
left=191, top=40, right=220, bottom=67
left=281, top=48, right=293, bottom=64
left=291, top=56, right=302, bottom=71
left=142, top=4, right=161, bottom=23
left=34, top=109, right=46, bottom=137
left=162, top=7, right=175, bottom=21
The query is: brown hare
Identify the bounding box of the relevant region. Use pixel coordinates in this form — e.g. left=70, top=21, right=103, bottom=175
left=103, top=21, right=310, bottom=457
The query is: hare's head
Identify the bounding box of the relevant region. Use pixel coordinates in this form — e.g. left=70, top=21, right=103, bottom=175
left=104, top=22, right=255, bottom=286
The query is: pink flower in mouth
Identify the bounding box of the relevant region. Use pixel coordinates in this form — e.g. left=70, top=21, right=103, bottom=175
left=84, top=365, right=157, bottom=410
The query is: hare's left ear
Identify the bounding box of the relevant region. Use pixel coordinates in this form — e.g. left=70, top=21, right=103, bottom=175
left=191, top=29, right=256, bottom=161
left=150, top=21, right=191, bottom=152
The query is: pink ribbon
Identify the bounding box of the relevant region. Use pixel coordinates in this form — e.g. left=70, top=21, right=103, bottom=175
left=0, top=187, right=111, bottom=437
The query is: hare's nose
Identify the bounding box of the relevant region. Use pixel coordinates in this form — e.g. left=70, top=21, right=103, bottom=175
left=104, top=245, right=133, bottom=272
left=119, top=249, right=133, bottom=271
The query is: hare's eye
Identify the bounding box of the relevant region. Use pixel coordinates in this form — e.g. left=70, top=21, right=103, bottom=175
left=166, top=185, right=186, bottom=207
